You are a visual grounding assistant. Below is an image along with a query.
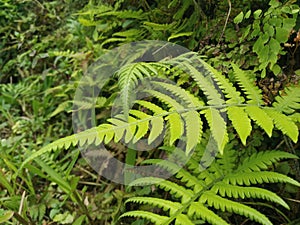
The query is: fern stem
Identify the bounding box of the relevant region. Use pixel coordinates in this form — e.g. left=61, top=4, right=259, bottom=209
left=162, top=177, right=223, bottom=225
left=218, top=0, right=231, bottom=45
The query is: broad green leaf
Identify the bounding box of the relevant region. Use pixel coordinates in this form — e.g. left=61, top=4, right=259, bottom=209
left=275, top=27, right=290, bottom=43
left=234, top=12, right=244, bottom=24
left=253, top=9, right=262, bottom=19
left=245, top=10, right=251, bottom=19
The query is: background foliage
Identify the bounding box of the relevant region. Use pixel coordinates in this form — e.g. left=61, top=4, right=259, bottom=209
left=0, top=0, right=299, bottom=224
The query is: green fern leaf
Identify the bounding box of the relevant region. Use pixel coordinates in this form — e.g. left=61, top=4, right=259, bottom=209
left=107, top=117, right=130, bottom=142
left=227, top=106, right=251, bottom=145
left=182, top=110, right=202, bottom=154
left=126, top=197, right=181, bottom=214
left=224, top=171, right=300, bottom=186
left=245, top=106, right=273, bottom=137
left=167, top=55, right=224, bottom=106
left=182, top=61, right=224, bottom=105
left=152, top=81, right=203, bottom=108
left=143, top=21, right=175, bottom=30
left=212, top=182, right=290, bottom=209
left=135, top=100, right=166, bottom=115
left=142, top=159, right=204, bottom=192
left=145, top=89, right=184, bottom=110
left=20, top=134, right=78, bottom=168
left=188, top=202, right=229, bottom=225
left=200, top=191, right=273, bottom=225
left=96, top=124, right=112, bottom=144
left=148, top=117, right=164, bottom=144
left=232, top=64, right=263, bottom=105
left=116, top=62, right=156, bottom=117
left=175, top=214, right=195, bottom=225
left=273, top=86, right=300, bottom=114
left=129, top=110, right=150, bottom=143
left=265, top=109, right=299, bottom=143
left=126, top=116, right=138, bottom=142
left=202, top=108, right=228, bottom=154
left=129, top=177, right=194, bottom=203
left=166, top=112, right=184, bottom=145
left=120, top=211, right=169, bottom=224
left=289, top=113, right=300, bottom=123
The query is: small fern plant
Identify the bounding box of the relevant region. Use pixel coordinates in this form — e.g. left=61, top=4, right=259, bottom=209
left=121, top=139, right=300, bottom=225
left=19, top=51, right=300, bottom=224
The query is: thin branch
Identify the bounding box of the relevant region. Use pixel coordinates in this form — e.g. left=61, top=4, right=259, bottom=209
left=218, top=0, right=232, bottom=45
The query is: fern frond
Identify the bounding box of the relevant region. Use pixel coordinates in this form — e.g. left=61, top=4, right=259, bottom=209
left=212, top=182, right=290, bottom=209
left=232, top=64, right=263, bottom=105
left=200, top=191, right=273, bottom=225
left=265, top=109, right=299, bottom=143
left=123, top=148, right=299, bottom=225
left=120, top=211, right=169, bottom=224
left=273, top=86, right=300, bottom=114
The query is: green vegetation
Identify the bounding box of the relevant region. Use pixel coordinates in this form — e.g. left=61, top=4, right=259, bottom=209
left=1, top=0, right=300, bottom=224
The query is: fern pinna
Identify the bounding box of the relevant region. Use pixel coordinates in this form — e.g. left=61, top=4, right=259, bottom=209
left=121, top=139, right=300, bottom=225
